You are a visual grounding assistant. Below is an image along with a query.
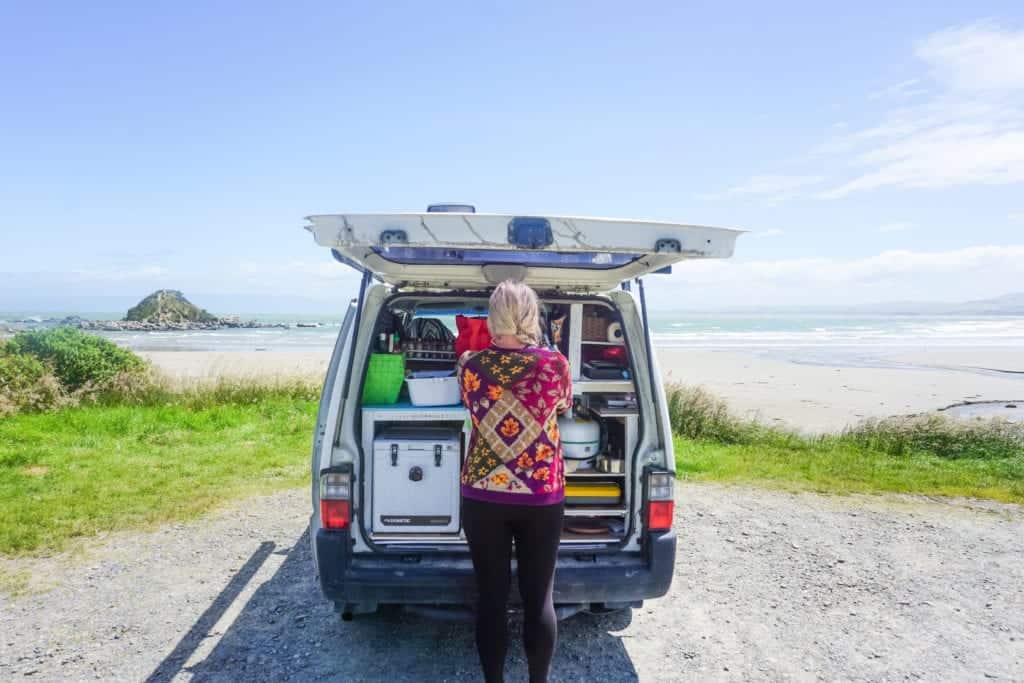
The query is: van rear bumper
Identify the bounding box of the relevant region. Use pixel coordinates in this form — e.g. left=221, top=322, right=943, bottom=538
left=314, top=528, right=676, bottom=609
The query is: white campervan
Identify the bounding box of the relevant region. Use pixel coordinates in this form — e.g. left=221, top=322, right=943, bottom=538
left=306, top=205, right=741, bottom=620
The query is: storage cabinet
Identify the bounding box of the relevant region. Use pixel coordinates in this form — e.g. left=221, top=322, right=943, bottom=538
left=561, top=299, right=637, bottom=539
left=566, top=302, right=633, bottom=393
left=357, top=296, right=641, bottom=547
left=562, top=412, right=636, bottom=521
left=362, top=404, right=469, bottom=539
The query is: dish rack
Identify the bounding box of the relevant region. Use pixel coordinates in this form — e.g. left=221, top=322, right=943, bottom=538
left=404, top=349, right=457, bottom=362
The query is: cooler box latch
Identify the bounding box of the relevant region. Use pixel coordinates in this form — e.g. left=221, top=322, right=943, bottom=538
left=390, top=444, right=398, bottom=466
left=434, top=444, right=442, bottom=467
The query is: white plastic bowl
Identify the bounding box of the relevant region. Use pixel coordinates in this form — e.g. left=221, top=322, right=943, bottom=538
left=564, top=458, right=597, bottom=473
left=406, top=372, right=461, bottom=406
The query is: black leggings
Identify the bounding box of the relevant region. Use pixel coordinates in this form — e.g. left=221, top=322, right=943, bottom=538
left=462, top=497, right=564, bottom=683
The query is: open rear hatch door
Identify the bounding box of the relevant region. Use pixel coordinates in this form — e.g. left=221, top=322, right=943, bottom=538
left=305, top=212, right=743, bottom=291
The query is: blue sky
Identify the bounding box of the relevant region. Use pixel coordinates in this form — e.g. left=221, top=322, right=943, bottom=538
left=1, top=1, right=1022, bottom=312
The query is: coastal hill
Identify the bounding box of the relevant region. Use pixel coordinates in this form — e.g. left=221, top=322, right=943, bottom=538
left=124, top=290, right=218, bottom=324
left=48, top=290, right=287, bottom=331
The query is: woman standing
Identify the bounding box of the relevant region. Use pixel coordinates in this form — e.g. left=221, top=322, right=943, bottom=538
left=457, top=280, right=572, bottom=683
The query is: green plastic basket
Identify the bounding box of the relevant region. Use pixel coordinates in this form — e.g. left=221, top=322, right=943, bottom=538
left=362, top=353, right=406, bottom=405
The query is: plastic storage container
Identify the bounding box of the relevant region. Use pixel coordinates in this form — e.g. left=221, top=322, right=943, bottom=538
left=406, top=370, right=461, bottom=406
left=565, top=482, right=622, bottom=505
left=362, top=353, right=406, bottom=405
left=558, top=416, right=601, bottom=459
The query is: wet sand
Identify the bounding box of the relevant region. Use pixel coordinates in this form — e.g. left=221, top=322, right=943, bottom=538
left=141, top=348, right=1024, bottom=433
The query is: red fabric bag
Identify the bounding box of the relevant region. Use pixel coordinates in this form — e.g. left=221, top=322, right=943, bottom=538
left=455, top=315, right=491, bottom=356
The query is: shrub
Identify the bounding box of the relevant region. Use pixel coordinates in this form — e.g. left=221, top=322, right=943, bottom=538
left=840, top=415, right=1024, bottom=460
left=0, top=349, right=46, bottom=391
left=74, top=367, right=173, bottom=408
left=0, top=352, right=66, bottom=415
left=4, top=327, right=144, bottom=391
left=666, top=382, right=1024, bottom=461
left=175, top=376, right=321, bottom=410
left=665, top=383, right=752, bottom=443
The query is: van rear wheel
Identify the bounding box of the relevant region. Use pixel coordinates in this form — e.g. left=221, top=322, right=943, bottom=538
left=334, top=601, right=380, bottom=620
left=583, top=603, right=636, bottom=628
left=588, top=600, right=641, bottom=614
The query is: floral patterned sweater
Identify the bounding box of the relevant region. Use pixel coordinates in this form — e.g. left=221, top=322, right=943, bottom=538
left=457, top=344, right=572, bottom=505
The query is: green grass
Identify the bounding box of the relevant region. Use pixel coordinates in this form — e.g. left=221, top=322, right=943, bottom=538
left=675, top=436, right=1024, bottom=503
left=0, top=397, right=317, bottom=555
left=667, top=383, right=1024, bottom=503
left=1, top=375, right=1020, bottom=557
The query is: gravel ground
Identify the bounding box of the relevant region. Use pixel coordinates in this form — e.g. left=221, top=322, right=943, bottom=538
left=2, top=484, right=1022, bottom=682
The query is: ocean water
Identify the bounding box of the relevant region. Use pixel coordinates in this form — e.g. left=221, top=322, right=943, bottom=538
left=646, top=313, right=1024, bottom=369
left=647, top=313, right=1024, bottom=348
left=3, top=311, right=1022, bottom=368
left=0, top=312, right=345, bottom=353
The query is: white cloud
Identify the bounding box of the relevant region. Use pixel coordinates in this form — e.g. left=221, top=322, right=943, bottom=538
left=702, top=174, right=824, bottom=200
left=646, top=244, right=1024, bottom=307
left=1009, top=212, right=1024, bottom=221
left=916, top=22, right=1024, bottom=92
left=70, top=266, right=170, bottom=281
left=237, top=259, right=358, bottom=281
left=821, top=24, right=1024, bottom=197
left=707, top=244, right=1024, bottom=286
left=878, top=222, right=914, bottom=233
left=868, top=78, right=926, bottom=100
left=225, top=259, right=364, bottom=298
left=713, top=22, right=1024, bottom=200
left=821, top=114, right=1024, bottom=198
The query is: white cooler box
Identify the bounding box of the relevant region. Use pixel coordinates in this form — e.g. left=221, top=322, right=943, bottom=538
left=372, top=426, right=461, bottom=534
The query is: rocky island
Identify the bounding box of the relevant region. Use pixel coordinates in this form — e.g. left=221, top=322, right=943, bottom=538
left=125, top=289, right=219, bottom=324
left=67, top=290, right=289, bottom=331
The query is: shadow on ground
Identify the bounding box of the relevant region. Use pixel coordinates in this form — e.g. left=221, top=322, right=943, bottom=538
left=149, top=528, right=639, bottom=682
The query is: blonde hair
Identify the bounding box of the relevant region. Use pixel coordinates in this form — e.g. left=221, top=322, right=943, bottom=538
left=488, top=279, right=541, bottom=346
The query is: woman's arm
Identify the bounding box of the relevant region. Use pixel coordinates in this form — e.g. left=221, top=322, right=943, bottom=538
left=457, top=350, right=474, bottom=409
left=555, top=353, right=572, bottom=415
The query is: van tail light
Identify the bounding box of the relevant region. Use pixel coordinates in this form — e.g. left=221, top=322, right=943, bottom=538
left=320, top=471, right=352, bottom=530
left=645, top=471, right=675, bottom=532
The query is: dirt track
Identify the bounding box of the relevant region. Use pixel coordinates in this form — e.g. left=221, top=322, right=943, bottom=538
left=2, top=483, right=1022, bottom=681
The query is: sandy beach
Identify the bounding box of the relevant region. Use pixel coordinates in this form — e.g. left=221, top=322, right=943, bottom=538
left=142, top=351, right=331, bottom=381
left=142, top=348, right=1024, bottom=433
left=658, top=349, right=1022, bottom=432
